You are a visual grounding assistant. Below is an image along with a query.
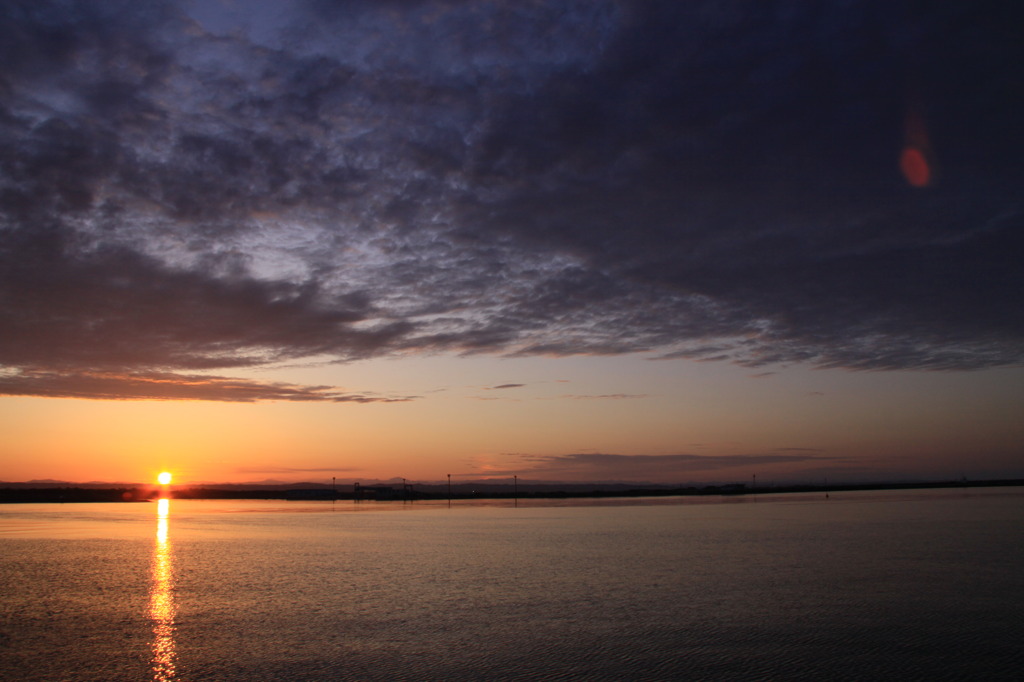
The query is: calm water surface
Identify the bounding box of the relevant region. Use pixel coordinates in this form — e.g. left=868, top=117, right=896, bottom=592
left=2, top=489, right=1022, bottom=680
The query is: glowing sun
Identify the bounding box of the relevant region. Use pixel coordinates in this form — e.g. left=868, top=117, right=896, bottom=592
left=157, top=472, right=172, bottom=485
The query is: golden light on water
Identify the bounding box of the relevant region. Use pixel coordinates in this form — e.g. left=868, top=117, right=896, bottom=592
left=156, top=498, right=170, bottom=541
left=150, top=498, right=177, bottom=681
left=157, top=472, right=172, bottom=486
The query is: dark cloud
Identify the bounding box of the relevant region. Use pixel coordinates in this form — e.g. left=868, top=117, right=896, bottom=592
left=0, top=368, right=414, bottom=403
left=2, top=1, right=1022, bottom=400
left=0, top=224, right=409, bottom=371
left=488, top=383, right=525, bottom=390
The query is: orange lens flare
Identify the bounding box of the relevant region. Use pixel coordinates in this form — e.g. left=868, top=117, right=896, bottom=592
left=900, top=147, right=931, bottom=187
left=901, top=102, right=934, bottom=188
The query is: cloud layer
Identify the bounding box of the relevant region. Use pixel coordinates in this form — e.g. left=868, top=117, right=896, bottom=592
left=0, top=368, right=413, bottom=402
left=2, top=1, right=1022, bottom=399
left=500, top=451, right=839, bottom=481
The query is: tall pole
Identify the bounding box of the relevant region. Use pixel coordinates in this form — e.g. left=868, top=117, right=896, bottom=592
left=332, top=476, right=336, bottom=501
left=514, top=475, right=518, bottom=507
left=447, top=474, right=451, bottom=506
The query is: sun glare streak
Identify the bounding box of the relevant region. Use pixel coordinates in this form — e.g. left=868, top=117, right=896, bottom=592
left=150, top=499, right=177, bottom=681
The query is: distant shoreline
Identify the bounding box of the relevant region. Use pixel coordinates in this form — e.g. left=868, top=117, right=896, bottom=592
left=1, top=478, right=1022, bottom=504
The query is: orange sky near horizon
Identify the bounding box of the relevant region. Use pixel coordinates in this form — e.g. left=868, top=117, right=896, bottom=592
left=3, top=355, right=1022, bottom=486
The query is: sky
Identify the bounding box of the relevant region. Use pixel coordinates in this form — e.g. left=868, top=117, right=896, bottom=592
left=1, top=0, right=1022, bottom=486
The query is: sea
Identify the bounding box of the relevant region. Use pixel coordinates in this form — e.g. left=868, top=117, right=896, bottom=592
left=1, top=487, right=1022, bottom=681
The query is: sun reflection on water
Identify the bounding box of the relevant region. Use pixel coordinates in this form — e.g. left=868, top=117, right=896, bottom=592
left=150, top=498, right=176, bottom=681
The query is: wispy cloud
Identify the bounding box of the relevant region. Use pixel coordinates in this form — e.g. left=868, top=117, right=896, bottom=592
left=559, top=393, right=647, bottom=400
left=0, top=369, right=415, bottom=403
left=235, top=467, right=360, bottom=474
left=506, top=451, right=837, bottom=479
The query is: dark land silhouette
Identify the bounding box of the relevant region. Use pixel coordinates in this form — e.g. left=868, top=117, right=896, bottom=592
left=2, top=478, right=1021, bottom=503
